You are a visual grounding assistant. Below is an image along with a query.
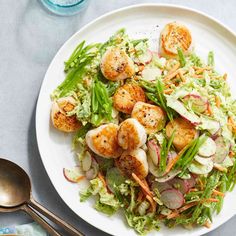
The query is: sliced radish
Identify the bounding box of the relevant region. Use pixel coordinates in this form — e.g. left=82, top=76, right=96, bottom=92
left=221, top=156, right=234, bottom=168
left=81, top=151, right=92, bottom=171
left=166, top=96, right=200, bottom=125
left=188, top=160, right=213, bottom=175
left=212, top=136, right=230, bottom=163
left=198, top=137, right=216, bottom=157
left=169, top=178, right=190, bottom=194
left=63, top=166, right=84, bottom=183
left=147, top=155, right=164, bottom=177
left=198, top=117, right=221, bottom=135
left=134, top=49, right=153, bottom=65
left=182, top=94, right=208, bottom=113
left=152, top=182, right=172, bottom=193
left=160, top=189, right=184, bottom=209
left=147, top=140, right=160, bottom=166
left=194, top=155, right=213, bottom=166
left=155, top=169, right=181, bottom=183
left=85, top=159, right=99, bottom=180
left=142, top=67, right=162, bottom=81
left=186, top=175, right=196, bottom=189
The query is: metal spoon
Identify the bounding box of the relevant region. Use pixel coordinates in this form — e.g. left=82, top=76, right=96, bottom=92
left=0, top=158, right=84, bottom=236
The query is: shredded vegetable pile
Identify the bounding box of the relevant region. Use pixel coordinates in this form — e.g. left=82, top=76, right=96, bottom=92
left=50, top=23, right=236, bottom=235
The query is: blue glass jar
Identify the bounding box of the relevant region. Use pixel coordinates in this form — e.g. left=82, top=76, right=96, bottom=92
left=40, top=0, right=89, bottom=16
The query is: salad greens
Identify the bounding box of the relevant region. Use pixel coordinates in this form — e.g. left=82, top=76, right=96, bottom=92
left=51, top=27, right=236, bottom=235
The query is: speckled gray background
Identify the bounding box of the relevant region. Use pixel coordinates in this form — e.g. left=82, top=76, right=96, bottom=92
left=0, top=0, right=235, bottom=235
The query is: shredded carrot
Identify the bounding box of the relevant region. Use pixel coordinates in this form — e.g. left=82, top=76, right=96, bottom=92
left=98, top=172, right=106, bottom=187
left=198, top=178, right=204, bottom=191
left=213, top=163, right=227, bottom=172
left=178, top=70, right=186, bottom=82
left=212, top=189, right=225, bottom=197
left=167, top=202, right=198, bottom=219
left=206, top=104, right=213, bottom=116
left=132, top=173, right=153, bottom=197
left=137, top=191, right=144, bottom=202
left=215, top=96, right=221, bottom=108
left=188, top=188, right=199, bottom=192
left=164, top=69, right=179, bottom=82
left=204, top=221, right=212, bottom=228
left=146, top=194, right=157, bottom=212
left=168, top=61, right=180, bottom=74
left=165, top=147, right=187, bottom=174
left=195, top=67, right=212, bottom=75
left=203, top=198, right=219, bottom=203
left=157, top=214, right=167, bottom=220
left=138, top=65, right=145, bottom=72
left=229, top=151, right=235, bottom=158
left=192, top=74, right=203, bottom=78
left=76, top=175, right=85, bottom=182
left=223, top=73, right=227, bottom=80
left=164, top=88, right=174, bottom=94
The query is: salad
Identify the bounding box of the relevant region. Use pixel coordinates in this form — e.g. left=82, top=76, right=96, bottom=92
left=50, top=22, right=236, bottom=235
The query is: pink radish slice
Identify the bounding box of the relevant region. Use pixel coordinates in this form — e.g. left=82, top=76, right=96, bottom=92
left=85, top=159, right=99, bottom=180
left=134, top=49, right=153, bottom=65
left=147, top=140, right=160, bottom=166
left=155, top=169, right=181, bottom=183
left=186, top=175, right=196, bottom=189
left=63, top=167, right=83, bottom=183
left=161, top=189, right=184, bottom=209
left=212, top=136, right=230, bottom=163
left=169, top=178, right=190, bottom=194
left=167, top=151, right=177, bottom=165
left=152, top=182, right=172, bottom=193
left=182, top=94, right=208, bottom=113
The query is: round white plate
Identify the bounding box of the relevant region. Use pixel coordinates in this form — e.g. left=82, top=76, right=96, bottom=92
left=36, top=4, right=236, bottom=236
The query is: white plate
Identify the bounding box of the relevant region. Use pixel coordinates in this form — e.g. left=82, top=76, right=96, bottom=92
left=36, top=4, right=236, bottom=236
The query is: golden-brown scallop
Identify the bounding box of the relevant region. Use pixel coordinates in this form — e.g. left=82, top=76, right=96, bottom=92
left=51, top=97, right=81, bottom=132
left=85, top=123, right=123, bottom=158
left=115, top=148, right=148, bottom=179
left=113, top=83, right=146, bottom=114
left=131, top=102, right=166, bottom=134
left=160, top=22, right=192, bottom=58
left=118, top=118, right=147, bottom=150
left=166, top=117, right=198, bottom=151
left=100, top=47, right=135, bottom=81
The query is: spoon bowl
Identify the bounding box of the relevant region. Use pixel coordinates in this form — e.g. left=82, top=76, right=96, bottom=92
left=0, top=159, right=31, bottom=207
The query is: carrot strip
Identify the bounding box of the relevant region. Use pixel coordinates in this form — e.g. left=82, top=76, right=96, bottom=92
left=132, top=173, right=153, bottom=197
left=188, top=188, right=199, bottom=192
left=146, top=194, right=157, bottom=213
left=137, top=191, right=144, bottom=202
left=178, top=70, right=186, bottom=82
left=165, top=146, right=187, bottom=174
left=203, top=198, right=219, bottom=203
left=229, top=151, right=235, bottom=158
left=164, top=88, right=174, bottom=94
left=98, top=172, right=106, bottom=187
left=76, top=176, right=85, bottom=182
left=164, top=69, right=179, bottom=81
left=192, top=74, right=203, bottom=78
left=204, top=221, right=212, bottom=228
left=167, top=202, right=198, bottom=219
left=215, top=96, right=221, bottom=108
left=223, top=73, right=227, bottom=80
left=168, top=61, right=180, bottom=74
left=206, top=104, right=213, bottom=116
left=212, top=189, right=225, bottom=197
left=213, top=163, right=227, bottom=172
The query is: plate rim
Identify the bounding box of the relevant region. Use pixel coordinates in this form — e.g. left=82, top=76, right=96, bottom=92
left=36, top=3, right=236, bottom=236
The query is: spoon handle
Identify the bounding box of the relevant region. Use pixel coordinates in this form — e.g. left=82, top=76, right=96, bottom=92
left=29, top=198, right=84, bottom=236
left=21, top=204, right=62, bottom=236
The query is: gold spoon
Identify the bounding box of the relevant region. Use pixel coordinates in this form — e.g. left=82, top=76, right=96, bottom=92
left=0, top=158, right=84, bottom=236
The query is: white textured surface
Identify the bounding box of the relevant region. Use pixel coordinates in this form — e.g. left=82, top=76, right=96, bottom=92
left=0, top=1, right=236, bottom=236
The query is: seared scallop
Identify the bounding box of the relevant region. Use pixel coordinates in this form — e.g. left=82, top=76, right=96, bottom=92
left=166, top=117, right=198, bottom=151
left=118, top=118, right=147, bottom=150
left=51, top=97, right=81, bottom=132
left=131, top=102, right=166, bottom=134
left=100, top=47, right=135, bottom=81
left=160, top=22, right=192, bottom=58
left=116, top=148, right=148, bottom=179
left=85, top=123, right=123, bottom=158
left=113, top=83, right=146, bottom=114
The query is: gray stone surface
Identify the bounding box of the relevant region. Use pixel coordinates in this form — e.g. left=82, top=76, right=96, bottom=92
left=0, top=0, right=235, bottom=235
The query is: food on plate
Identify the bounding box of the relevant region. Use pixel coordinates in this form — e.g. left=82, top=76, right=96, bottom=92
left=160, top=22, right=192, bottom=58
left=131, top=102, right=166, bottom=134
left=113, top=83, right=146, bottom=114
left=85, top=123, right=122, bottom=158
left=50, top=24, right=236, bottom=234
left=115, top=148, right=148, bottom=179
left=51, top=97, right=81, bottom=132
left=100, top=47, right=135, bottom=81
left=117, top=118, right=147, bottom=150
left=166, top=117, right=198, bottom=151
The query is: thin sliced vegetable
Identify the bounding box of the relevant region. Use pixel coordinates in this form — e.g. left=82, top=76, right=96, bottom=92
left=188, top=160, right=213, bottom=175
left=147, top=140, right=160, bottom=166
left=132, top=173, right=153, bottom=197
left=212, top=136, right=230, bottom=163
left=142, top=67, right=162, bottom=81
left=81, top=151, right=92, bottom=171
left=169, top=178, right=190, bottom=194
left=155, top=169, right=181, bottom=183
left=198, top=137, right=216, bottom=157
left=161, top=189, right=184, bottom=209
left=63, top=167, right=84, bottom=183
